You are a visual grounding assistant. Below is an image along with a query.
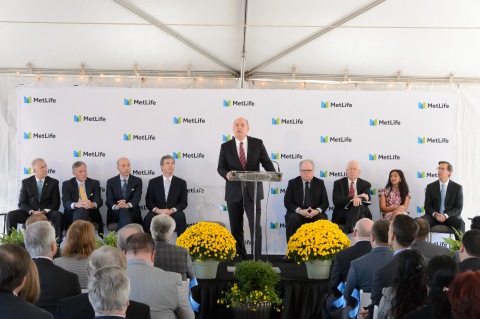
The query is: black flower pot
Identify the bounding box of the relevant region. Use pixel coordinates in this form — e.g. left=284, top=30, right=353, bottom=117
left=232, top=303, right=272, bottom=319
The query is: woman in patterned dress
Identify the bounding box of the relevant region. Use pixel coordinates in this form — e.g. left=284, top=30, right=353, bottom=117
left=379, top=169, right=410, bottom=220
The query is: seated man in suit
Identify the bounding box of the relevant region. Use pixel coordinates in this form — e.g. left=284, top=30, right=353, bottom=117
left=332, top=160, right=372, bottom=234
left=62, top=161, right=104, bottom=234
left=144, top=155, right=188, bottom=238
left=151, top=215, right=195, bottom=281
left=106, top=158, right=143, bottom=231
left=411, top=218, right=450, bottom=259
left=55, top=246, right=150, bottom=319
left=7, top=158, right=63, bottom=242
left=322, top=218, right=373, bottom=319
left=117, top=223, right=144, bottom=252
left=284, top=159, right=329, bottom=245
left=455, top=217, right=480, bottom=262
left=125, top=233, right=194, bottom=319
left=0, top=244, right=53, bottom=319
left=422, top=161, right=464, bottom=239
left=458, top=229, right=480, bottom=273
left=19, top=215, right=62, bottom=259
left=24, top=221, right=81, bottom=315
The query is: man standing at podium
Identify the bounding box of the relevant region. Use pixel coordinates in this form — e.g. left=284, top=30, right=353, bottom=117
left=218, top=117, right=276, bottom=261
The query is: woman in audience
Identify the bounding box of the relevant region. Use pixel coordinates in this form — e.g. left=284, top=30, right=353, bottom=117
left=448, top=270, right=480, bottom=319
left=379, top=169, right=410, bottom=220
left=404, top=254, right=458, bottom=319
left=18, top=259, right=40, bottom=304
left=377, top=250, right=427, bottom=319
left=53, top=220, right=96, bottom=289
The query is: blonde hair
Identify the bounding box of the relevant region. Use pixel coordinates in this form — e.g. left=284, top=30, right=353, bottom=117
left=18, top=259, right=40, bottom=304
left=62, top=220, right=96, bottom=259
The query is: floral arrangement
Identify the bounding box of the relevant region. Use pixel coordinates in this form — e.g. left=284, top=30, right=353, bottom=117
left=287, top=220, right=351, bottom=263
left=177, top=221, right=236, bottom=262
left=0, top=228, right=25, bottom=244
left=95, top=231, right=117, bottom=249
left=219, top=260, right=283, bottom=312
left=442, top=228, right=463, bottom=256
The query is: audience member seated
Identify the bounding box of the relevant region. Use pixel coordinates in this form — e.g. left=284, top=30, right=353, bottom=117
left=24, top=221, right=81, bottom=315
left=411, top=217, right=450, bottom=259
left=448, top=270, right=480, bottom=319
left=0, top=244, right=53, bottom=319
left=88, top=266, right=130, bottom=319
left=150, top=215, right=195, bottom=281
left=379, top=170, right=410, bottom=220
left=454, top=216, right=480, bottom=262
left=54, top=220, right=96, bottom=289
left=404, top=255, right=458, bottom=319
left=117, top=223, right=144, bottom=252
left=377, top=250, right=427, bottom=319
left=322, top=218, right=373, bottom=319
left=458, top=229, right=480, bottom=273
left=18, top=259, right=41, bottom=304
left=125, top=233, right=194, bottom=319
left=19, top=214, right=62, bottom=259
left=55, top=246, right=150, bottom=319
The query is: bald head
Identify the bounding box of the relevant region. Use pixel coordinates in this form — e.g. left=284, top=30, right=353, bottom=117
left=116, top=157, right=131, bottom=178
left=415, top=218, right=430, bottom=240
left=354, top=218, right=373, bottom=241
left=233, top=117, right=250, bottom=141
left=25, top=214, right=48, bottom=228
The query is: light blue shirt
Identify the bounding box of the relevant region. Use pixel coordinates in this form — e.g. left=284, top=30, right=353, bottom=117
left=394, top=248, right=410, bottom=256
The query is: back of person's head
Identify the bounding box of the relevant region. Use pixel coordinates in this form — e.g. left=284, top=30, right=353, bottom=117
left=448, top=270, right=480, bottom=319
left=426, top=255, right=459, bottom=319
left=62, top=220, right=96, bottom=259
left=389, top=250, right=427, bottom=319
left=0, top=244, right=31, bottom=292
left=470, top=216, right=480, bottom=230
left=25, top=214, right=48, bottom=228
left=462, top=230, right=480, bottom=258
left=414, top=218, right=430, bottom=239
left=18, top=259, right=40, bottom=304
left=87, top=246, right=127, bottom=277
left=116, top=224, right=144, bottom=251
left=372, top=219, right=390, bottom=245
left=354, top=218, right=373, bottom=238
left=88, top=266, right=130, bottom=315
left=24, top=221, right=55, bottom=257
left=125, top=233, right=154, bottom=256
left=391, top=215, right=418, bottom=247
left=150, top=215, right=176, bottom=241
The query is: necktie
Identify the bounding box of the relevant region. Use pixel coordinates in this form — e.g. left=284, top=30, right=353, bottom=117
left=79, top=183, right=87, bottom=200
left=239, top=142, right=246, bottom=170
left=38, top=180, right=43, bottom=202
left=439, top=184, right=445, bottom=214
left=304, top=182, right=312, bottom=209
left=165, top=178, right=171, bottom=201
left=122, top=179, right=127, bottom=199
left=349, top=181, right=355, bottom=196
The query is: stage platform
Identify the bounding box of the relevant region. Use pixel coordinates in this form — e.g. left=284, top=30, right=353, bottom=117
left=192, top=255, right=329, bottom=319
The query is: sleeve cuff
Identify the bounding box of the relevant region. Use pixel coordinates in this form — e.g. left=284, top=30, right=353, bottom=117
left=112, top=205, right=117, bottom=210
left=295, top=207, right=300, bottom=213
left=444, top=214, right=449, bottom=219
left=29, top=210, right=33, bottom=215
left=173, top=208, right=177, bottom=213
left=94, top=202, right=97, bottom=209
left=71, top=203, right=75, bottom=209
left=432, top=212, right=436, bottom=217
left=153, top=207, right=158, bottom=213
left=128, top=203, right=132, bottom=208
left=44, top=209, right=51, bottom=213
left=317, top=208, right=322, bottom=213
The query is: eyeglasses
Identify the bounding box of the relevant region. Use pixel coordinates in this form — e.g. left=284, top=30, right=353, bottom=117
left=300, top=170, right=313, bottom=173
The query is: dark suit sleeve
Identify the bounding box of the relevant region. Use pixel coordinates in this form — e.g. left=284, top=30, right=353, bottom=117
left=344, top=263, right=358, bottom=306
left=358, top=180, right=372, bottom=201
left=217, top=144, right=230, bottom=181
left=54, top=300, right=64, bottom=319
left=62, top=181, right=75, bottom=211
left=319, top=181, right=329, bottom=213
left=129, top=178, right=142, bottom=208
left=330, top=255, right=342, bottom=296
left=284, top=180, right=299, bottom=213
left=106, top=179, right=116, bottom=209
left=174, top=180, right=188, bottom=212
left=259, top=140, right=276, bottom=172
left=145, top=180, right=156, bottom=211
left=45, top=180, right=61, bottom=211
left=333, top=180, right=353, bottom=207
left=92, top=180, right=103, bottom=209
left=18, top=179, right=35, bottom=212
left=424, top=184, right=435, bottom=216
left=370, top=268, right=384, bottom=306
left=445, top=184, right=463, bottom=217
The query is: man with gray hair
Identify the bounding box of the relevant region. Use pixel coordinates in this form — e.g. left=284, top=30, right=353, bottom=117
left=151, top=215, right=195, bottom=281
left=62, top=161, right=104, bottom=234
left=24, top=221, right=81, bottom=315
left=284, top=159, right=329, bottom=245
left=117, top=223, right=144, bottom=252
left=7, top=158, right=63, bottom=242
left=144, top=155, right=188, bottom=238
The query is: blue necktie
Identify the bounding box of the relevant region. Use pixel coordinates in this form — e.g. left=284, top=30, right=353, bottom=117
left=38, top=180, right=43, bottom=202
left=122, top=179, right=127, bottom=199
left=165, top=178, right=171, bottom=201
left=439, top=184, right=445, bottom=214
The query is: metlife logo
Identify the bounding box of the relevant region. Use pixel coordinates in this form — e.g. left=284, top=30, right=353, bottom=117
left=271, top=153, right=303, bottom=160
left=187, top=187, right=205, bottom=194
left=173, top=117, right=206, bottom=124
left=24, top=96, right=56, bottom=104
left=270, top=222, right=286, bottom=229
left=418, top=137, right=449, bottom=144
left=23, top=132, right=56, bottom=139
left=320, top=136, right=352, bottom=143
left=173, top=152, right=205, bottom=159
left=272, top=118, right=303, bottom=125
left=124, top=98, right=156, bottom=106
left=319, top=171, right=347, bottom=178
left=417, top=172, right=438, bottom=178
left=24, top=167, right=56, bottom=174
left=369, top=119, right=401, bottom=126
left=74, top=115, right=106, bottom=122
left=321, top=101, right=352, bottom=108
left=132, top=170, right=156, bottom=176
left=123, top=134, right=156, bottom=141
left=271, top=188, right=286, bottom=194
left=223, top=99, right=254, bottom=107
left=369, top=154, right=401, bottom=161
left=74, top=150, right=106, bottom=157
left=418, top=102, right=450, bottom=109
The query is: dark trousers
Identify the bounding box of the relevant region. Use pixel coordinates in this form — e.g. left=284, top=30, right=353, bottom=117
left=338, top=204, right=371, bottom=234
left=421, top=214, right=465, bottom=240
left=144, top=210, right=186, bottom=238
left=7, top=209, right=64, bottom=243
left=73, top=208, right=92, bottom=222
left=71, top=208, right=104, bottom=236
left=285, top=211, right=328, bottom=244
left=113, top=208, right=142, bottom=231
left=227, top=189, right=262, bottom=261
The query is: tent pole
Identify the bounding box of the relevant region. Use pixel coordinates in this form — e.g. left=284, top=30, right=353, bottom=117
left=240, top=0, right=249, bottom=89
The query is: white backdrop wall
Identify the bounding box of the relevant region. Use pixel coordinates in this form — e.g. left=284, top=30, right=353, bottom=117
left=13, top=85, right=458, bottom=253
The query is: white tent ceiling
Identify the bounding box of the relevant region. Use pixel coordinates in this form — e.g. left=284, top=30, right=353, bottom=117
left=1, top=0, right=480, bottom=80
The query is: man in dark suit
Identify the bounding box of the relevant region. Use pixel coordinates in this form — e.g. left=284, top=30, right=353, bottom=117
left=284, top=159, right=329, bottom=244
left=106, top=157, right=143, bottom=231
left=7, top=158, right=63, bottom=242
left=24, top=221, right=81, bottom=316
left=0, top=244, right=53, bottom=319
left=458, top=229, right=480, bottom=273
left=422, top=161, right=464, bottom=238
left=217, top=117, right=277, bottom=261
left=332, top=160, right=372, bottom=234
left=144, top=155, right=188, bottom=238
left=411, top=218, right=450, bottom=259
left=62, top=161, right=104, bottom=235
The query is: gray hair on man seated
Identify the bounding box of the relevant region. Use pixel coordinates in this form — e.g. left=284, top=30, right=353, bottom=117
left=72, top=161, right=86, bottom=172
left=87, top=246, right=127, bottom=277
left=31, top=158, right=45, bottom=169
left=24, top=221, right=55, bottom=257
left=299, top=159, right=315, bottom=170
left=160, top=155, right=175, bottom=166
left=116, top=223, right=144, bottom=252
left=88, top=266, right=130, bottom=314
left=150, top=215, right=176, bottom=241
left=347, top=160, right=361, bottom=170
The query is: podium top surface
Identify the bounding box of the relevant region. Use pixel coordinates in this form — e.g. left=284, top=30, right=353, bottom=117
left=230, top=171, right=282, bottom=182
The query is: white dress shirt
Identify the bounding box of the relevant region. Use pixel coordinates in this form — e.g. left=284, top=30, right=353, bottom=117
left=153, top=175, right=177, bottom=213
left=31, top=176, right=50, bottom=214
left=433, top=179, right=450, bottom=219
left=347, top=178, right=358, bottom=196
left=295, top=179, right=323, bottom=214
left=113, top=175, right=132, bottom=210
left=235, top=137, right=248, bottom=163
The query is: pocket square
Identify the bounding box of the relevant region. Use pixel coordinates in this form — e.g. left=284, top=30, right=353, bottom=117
left=131, top=188, right=134, bottom=191
left=90, top=193, right=93, bottom=196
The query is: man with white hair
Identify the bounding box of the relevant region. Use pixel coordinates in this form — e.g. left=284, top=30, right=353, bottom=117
left=332, top=160, right=372, bottom=234
left=24, top=221, right=81, bottom=315
left=117, top=223, right=145, bottom=252
left=7, top=158, right=63, bottom=242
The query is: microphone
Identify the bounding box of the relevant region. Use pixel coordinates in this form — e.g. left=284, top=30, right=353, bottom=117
left=247, top=150, right=281, bottom=177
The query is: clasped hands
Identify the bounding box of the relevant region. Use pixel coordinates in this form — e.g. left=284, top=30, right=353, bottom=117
left=154, top=208, right=174, bottom=215
left=114, top=200, right=129, bottom=210
left=31, top=210, right=46, bottom=215
left=435, top=213, right=447, bottom=222
left=298, top=207, right=320, bottom=219
left=75, top=199, right=96, bottom=209
left=350, top=193, right=369, bottom=206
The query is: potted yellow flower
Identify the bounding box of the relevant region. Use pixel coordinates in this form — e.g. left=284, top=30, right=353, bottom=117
left=287, top=220, right=350, bottom=279
left=177, top=221, right=236, bottom=279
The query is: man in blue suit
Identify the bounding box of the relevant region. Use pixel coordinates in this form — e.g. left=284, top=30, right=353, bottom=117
left=143, top=155, right=188, bottom=237
left=106, top=158, right=143, bottom=231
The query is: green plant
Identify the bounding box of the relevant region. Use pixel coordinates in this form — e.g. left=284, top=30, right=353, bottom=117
left=0, top=228, right=25, bottom=244
left=219, top=260, right=283, bottom=312
left=442, top=228, right=464, bottom=256
left=96, top=231, right=117, bottom=248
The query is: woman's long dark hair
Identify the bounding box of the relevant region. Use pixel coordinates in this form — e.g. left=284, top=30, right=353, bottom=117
left=388, top=250, right=427, bottom=319
left=426, top=255, right=458, bottom=319
left=384, top=169, right=409, bottom=205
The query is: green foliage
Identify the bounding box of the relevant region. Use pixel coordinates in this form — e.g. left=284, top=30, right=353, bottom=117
left=0, top=228, right=25, bottom=244
left=96, top=231, right=117, bottom=248
left=442, top=228, right=464, bottom=256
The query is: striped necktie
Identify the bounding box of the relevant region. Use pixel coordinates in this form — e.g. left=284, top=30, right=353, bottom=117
left=165, top=178, right=171, bottom=201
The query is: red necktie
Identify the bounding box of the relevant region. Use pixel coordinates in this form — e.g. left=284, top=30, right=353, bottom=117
left=349, top=181, right=355, bottom=196
left=239, top=142, right=246, bottom=170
